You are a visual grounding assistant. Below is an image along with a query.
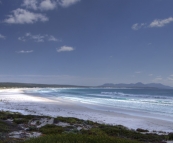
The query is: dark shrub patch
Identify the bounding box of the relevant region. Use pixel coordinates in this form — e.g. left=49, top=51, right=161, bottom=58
left=13, top=118, right=28, bottom=124
left=23, top=134, right=139, bottom=143
left=39, top=124, right=64, bottom=134
left=168, top=132, right=173, bottom=140
left=136, top=128, right=149, bottom=132
left=0, top=121, right=9, bottom=132
left=55, top=117, right=84, bottom=125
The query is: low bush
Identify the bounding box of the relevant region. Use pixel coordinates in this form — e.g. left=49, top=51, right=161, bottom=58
left=98, top=124, right=166, bottom=142
left=55, top=117, right=84, bottom=124
left=0, top=121, right=9, bottom=132
left=39, top=124, right=64, bottom=134
left=168, top=132, right=173, bottom=140
left=13, top=118, right=29, bottom=124
left=136, top=128, right=149, bottom=132
left=23, top=134, right=139, bottom=143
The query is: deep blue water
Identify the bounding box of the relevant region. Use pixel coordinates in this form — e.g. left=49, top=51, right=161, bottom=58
left=25, top=88, right=173, bottom=117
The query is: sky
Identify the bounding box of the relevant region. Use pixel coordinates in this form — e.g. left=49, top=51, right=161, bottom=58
left=0, top=0, right=173, bottom=86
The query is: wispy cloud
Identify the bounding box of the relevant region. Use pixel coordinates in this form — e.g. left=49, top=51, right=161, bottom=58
left=22, top=0, right=57, bottom=11
left=149, top=74, right=153, bottom=76
left=167, top=74, right=173, bottom=81
left=57, top=46, right=74, bottom=52
left=0, top=34, right=6, bottom=39
left=58, top=0, right=80, bottom=8
left=18, top=37, right=26, bottom=42
left=4, top=8, right=48, bottom=24
left=16, top=50, right=33, bottom=54
left=135, top=71, right=142, bottom=74
left=3, top=0, right=80, bottom=25
left=149, top=17, right=173, bottom=28
left=167, top=77, right=173, bottom=81
left=48, top=35, right=60, bottom=42
left=153, top=76, right=163, bottom=81
left=18, top=33, right=59, bottom=42
left=132, top=17, right=173, bottom=30
left=22, top=0, right=80, bottom=10
left=40, top=0, right=57, bottom=10
left=26, top=33, right=45, bottom=42
left=154, top=77, right=162, bottom=80
left=22, top=0, right=38, bottom=10
left=131, top=23, right=146, bottom=30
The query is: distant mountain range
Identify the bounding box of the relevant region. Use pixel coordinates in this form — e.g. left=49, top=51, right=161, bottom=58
left=99, top=82, right=173, bottom=89
left=0, top=82, right=173, bottom=89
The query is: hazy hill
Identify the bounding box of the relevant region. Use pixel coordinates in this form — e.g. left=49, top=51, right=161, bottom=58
left=99, top=82, right=173, bottom=89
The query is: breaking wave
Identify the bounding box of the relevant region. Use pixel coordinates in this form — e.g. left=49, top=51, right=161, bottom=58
left=24, top=88, right=173, bottom=117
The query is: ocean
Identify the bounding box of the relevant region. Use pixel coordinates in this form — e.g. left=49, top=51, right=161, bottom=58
left=24, top=88, right=173, bottom=119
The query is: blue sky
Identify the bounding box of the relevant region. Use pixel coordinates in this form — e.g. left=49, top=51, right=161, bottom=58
left=0, top=0, right=173, bottom=86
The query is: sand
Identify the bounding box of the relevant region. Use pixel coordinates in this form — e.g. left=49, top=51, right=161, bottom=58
left=0, top=88, right=173, bottom=133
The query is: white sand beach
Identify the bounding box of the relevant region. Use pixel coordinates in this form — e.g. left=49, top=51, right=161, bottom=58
left=0, top=88, right=173, bottom=133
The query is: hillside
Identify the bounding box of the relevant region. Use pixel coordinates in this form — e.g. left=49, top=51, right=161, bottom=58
left=99, top=82, right=173, bottom=89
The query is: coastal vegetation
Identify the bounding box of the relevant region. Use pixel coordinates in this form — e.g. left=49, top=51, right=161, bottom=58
left=0, top=111, right=172, bottom=143
left=0, top=82, right=86, bottom=88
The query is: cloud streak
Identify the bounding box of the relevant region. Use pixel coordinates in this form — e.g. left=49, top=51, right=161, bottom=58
left=58, top=0, right=80, bottom=8
left=48, top=35, right=59, bottom=41
left=16, top=50, right=33, bottom=53
left=40, top=0, right=57, bottom=10
left=131, top=23, right=146, bottom=30
left=168, top=77, right=173, bottom=81
left=0, top=34, right=6, bottom=39
left=22, top=0, right=38, bottom=10
left=57, top=46, right=74, bottom=52
left=155, top=77, right=162, bottom=80
left=3, top=0, right=80, bottom=25
left=167, top=74, right=173, bottom=81
left=135, top=71, right=142, bottom=74
left=22, top=0, right=80, bottom=11
left=149, top=17, right=173, bottom=28
left=132, top=17, right=173, bottom=30
left=26, top=33, right=45, bottom=42
left=22, top=0, right=57, bottom=11
left=18, top=33, right=59, bottom=42
left=18, top=37, right=26, bottom=42
left=4, top=8, right=48, bottom=24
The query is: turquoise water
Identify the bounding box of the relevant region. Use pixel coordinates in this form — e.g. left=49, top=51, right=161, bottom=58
left=25, top=88, right=173, bottom=117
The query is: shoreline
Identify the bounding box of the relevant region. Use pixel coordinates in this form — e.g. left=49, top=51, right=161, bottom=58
left=0, top=88, right=173, bottom=133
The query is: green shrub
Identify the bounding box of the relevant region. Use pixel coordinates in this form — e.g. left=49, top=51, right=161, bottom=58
left=81, top=128, right=106, bottom=136
left=168, top=133, right=173, bottom=140
left=0, top=121, right=9, bottom=132
left=55, top=117, right=83, bottom=124
left=98, top=124, right=166, bottom=142
left=136, top=128, right=149, bottom=132
left=23, top=134, right=139, bottom=143
left=13, top=118, right=29, bottom=124
left=27, top=126, right=38, bottom=131
left=39, top=124, right=64, bottom=134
